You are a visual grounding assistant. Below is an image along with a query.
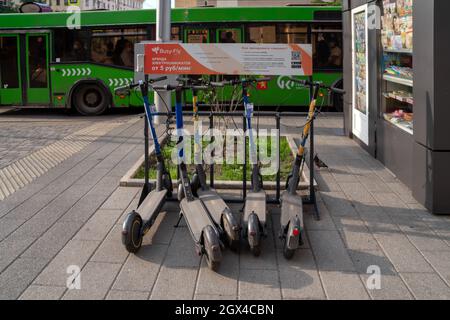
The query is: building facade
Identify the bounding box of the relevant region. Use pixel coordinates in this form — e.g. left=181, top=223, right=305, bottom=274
left=10, top=0, right=145, bottom=11
left=175, top=0, right=332, bottom=8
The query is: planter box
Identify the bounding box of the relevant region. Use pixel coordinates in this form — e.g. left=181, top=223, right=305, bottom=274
left=120, top=135, right=317, bottom=191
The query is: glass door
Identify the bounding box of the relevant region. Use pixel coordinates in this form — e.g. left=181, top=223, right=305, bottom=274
left=0, top=34, right=22, bottom=105
left=25, top=33, right=50, bottom=105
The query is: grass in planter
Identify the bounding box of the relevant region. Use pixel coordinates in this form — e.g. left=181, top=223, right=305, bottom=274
left=134, top=136, right=294, bottom=182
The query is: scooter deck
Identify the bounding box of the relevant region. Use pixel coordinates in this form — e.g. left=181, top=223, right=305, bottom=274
left=180, top=198, right=216, bottom=242
left=137, top=189, right=167, bottom=222
left=244, top=190, right=267, bottom=224
left=197, top=189, right=231, bottom=223
left=280, top=192, right=304, bottom=228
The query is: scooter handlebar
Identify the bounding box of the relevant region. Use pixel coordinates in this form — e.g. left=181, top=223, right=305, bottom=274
left=114, top=76, right=168, bottom=95
left=227, top=77, right=272, bottom=85
left=288, top=77, right=345, bottom=95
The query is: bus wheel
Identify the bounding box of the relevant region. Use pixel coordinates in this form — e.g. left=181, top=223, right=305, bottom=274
left=73, top=83, right=109, bottom=116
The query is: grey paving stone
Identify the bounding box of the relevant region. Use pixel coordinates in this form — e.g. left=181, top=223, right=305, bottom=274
left=195, top=252, right=238, bottom=297
left=402, top=226, right=450, bottom=252
left=400, top=273, right=450, bottom=300
left=106, top=290, right=149, bottom=300
left=150, top=267, right=198, bottom=300
left=374, top=233, right=434, bottom=273
left=62, top=262, right=122, bottom=300
left=0, top=232, right=35, bottom=273
left=19, top=285, right=66, bottom=300
left=386, top=182, right=418, bottom=204
left=0, top=257, right=48, bottom=300
left=320, top=271, right=370, bottom=300
left=194, top=294, right=237, bottom=300
left=5, top=193, right=56, bottom=220
left=321, top=192, right=359, bottom=217
left=88, top=176, right=121, bottom=197
left=339, top=182, right=378, bottom=204
left=349, top=250, right=413, bottom=300
left=357, top=173, right=390, bottom=193
left=277, top=249, right=325, bottom=300
left=60, top=194, right=109, bottom=223
left=34, top=240, right=100, bottom=287
left=163, top=226, right=201, bottom=268
left=100, top=187, right=139, bottom=211
left=421, top=251, right=450, bottom=286
left=91, top=224, right=130, bottom=264
left=74, top=209, right=122, bottom=242
left=238, top=269, right=281, bottom=300
left=308, top=230, right=356, bottom=272
left=0, top=217, right=25, bottom=241
left=338, top=226, right=379, bottom=251
left=303, top=200, right=337, bottom=232
left=112, top=244, right=167, bottom=292
left=144, top=209, right=178, bottom=246
left=21, top=221, right=84, bottom=259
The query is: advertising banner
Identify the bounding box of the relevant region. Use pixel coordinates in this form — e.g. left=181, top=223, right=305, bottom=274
left=143, top=43, right=312, bottom=76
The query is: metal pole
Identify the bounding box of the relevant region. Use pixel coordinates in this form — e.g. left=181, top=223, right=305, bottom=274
left=155, top=0, right=171, bottom=125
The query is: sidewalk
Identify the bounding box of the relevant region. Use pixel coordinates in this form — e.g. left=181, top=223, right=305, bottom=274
left=1, top=114, right=450, bottom=300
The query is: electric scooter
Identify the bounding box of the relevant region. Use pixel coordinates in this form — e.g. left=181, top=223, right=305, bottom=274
left=224, top=77, right=271, bottom=256
left=280, top=78, right=345, bottom=259
left=115, top=76, right=173, bottom=253
left=152, top=81, right=229, bottom=271
left=178, top=77, right=241, bottom=251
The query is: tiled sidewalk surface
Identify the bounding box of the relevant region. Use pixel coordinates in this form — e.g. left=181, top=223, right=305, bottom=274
left=1, top=114, right=450, bottom=300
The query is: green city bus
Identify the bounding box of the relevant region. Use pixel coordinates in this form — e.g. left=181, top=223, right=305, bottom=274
left=0, top=6, right=343, bottom=115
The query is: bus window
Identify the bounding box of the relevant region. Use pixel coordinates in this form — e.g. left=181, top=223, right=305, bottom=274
left=0, top=36, right=19, bottom=89
left=276, top=24, right=308, bottom=44
left=312, top=25, right=343, bottom=70
left=218, top=29, right=241, bottom=43
left=54, top=29, right=89, bottom=62
left=90, top=28, right=146, bottom=67
left=171, top=26, right=180, bottom=41
left=28, top=36, right=48, bottom=88
left=247, top=25, right=276, bottom=43
left=186, top=29, right=209, bottom=43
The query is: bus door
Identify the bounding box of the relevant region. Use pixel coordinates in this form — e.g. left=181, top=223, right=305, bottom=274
left=0, top=34, right=22, bottom=105
left=24, top=33, right=51, bottom=105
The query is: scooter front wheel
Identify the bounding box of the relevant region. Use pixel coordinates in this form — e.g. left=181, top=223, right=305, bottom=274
left=122, top=211, right=143, bottom=253
left=203, top=225, right=222, bottom=272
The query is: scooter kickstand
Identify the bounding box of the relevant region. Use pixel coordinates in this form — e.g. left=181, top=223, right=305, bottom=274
left=174, top=212, right=184, bottom=228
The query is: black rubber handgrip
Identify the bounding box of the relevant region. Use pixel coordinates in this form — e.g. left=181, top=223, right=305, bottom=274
left=149, top=76, right=168, bottom=83
left=330, top=87, right=346, bottom=95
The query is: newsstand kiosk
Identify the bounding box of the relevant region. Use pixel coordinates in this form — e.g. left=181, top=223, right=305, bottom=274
left=343, top=0, right=450, bottom=214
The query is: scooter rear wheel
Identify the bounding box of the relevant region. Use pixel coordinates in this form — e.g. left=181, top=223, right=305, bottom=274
left=203, top=225, right=222, bottom=272
left=248, top=214, right=262, bottom=257
left=282, top=237, right=296, bottom=260
left=122, top=211, right=143, bottom=253
left=222, top=213, right=240, bottom=252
